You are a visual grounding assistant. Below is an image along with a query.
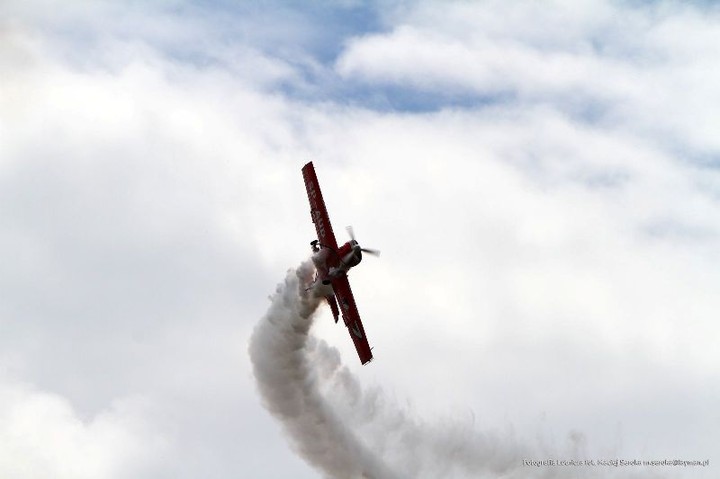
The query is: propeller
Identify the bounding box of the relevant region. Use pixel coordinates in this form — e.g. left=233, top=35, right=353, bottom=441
left=346, top=225, right=381, bottom=257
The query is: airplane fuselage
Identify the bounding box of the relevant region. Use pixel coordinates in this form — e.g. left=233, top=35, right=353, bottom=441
left=311, top=240, right=362, bottom=291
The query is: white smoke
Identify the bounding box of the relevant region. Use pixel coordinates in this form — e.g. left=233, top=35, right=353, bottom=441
left=248, top=260, right=397, bottom=479
left=249, top=262, right=666, bottom=479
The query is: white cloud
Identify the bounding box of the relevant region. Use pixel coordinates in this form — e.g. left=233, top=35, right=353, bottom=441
left=1, top=0, right=719, bottom=477
left=1, top=16, right=318, bottom=478
left=282, top=104, right=719, bottom=475
left=0, top=379, right=166, bottom=479
left=338, top=1, right=720, bottom=153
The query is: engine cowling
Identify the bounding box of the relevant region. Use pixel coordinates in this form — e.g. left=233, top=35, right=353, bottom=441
left=338, top=241, right=362, bottom=268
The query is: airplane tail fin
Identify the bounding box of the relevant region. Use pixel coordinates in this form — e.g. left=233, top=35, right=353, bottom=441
left=325, top=295, right=340, bottom=323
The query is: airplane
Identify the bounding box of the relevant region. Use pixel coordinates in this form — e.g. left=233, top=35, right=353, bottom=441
left=301, top=161, right=379, bottom=365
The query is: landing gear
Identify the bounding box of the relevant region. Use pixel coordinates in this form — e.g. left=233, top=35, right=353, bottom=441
left=310, top=239, right=320, bottom=253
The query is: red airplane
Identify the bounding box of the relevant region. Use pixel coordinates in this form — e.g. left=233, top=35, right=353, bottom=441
left=301, top=161, right=379, bottom=365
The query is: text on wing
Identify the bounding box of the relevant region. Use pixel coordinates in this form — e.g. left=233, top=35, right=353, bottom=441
left=307, top=179, right=327, bottom=240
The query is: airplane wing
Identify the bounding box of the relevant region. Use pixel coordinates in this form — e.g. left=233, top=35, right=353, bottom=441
left=331, top=276, right=373, bottom=365
left=302, top=161, right=338, bottom=251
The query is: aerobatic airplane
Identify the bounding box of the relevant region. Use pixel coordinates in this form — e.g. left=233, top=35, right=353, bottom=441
left=301, top=161, right=379, bottom=365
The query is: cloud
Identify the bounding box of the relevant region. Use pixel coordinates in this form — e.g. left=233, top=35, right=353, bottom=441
left=250, top=263, right=678, bottom=478
left=277, top=99, right=719, bottom=478
left=1, top=13, right=315, bottom=478
left=337, top=1, right=720, bottom=151
left=1, top=0, right=718, bottom=477
left=0, top=379, right=166, bottom=479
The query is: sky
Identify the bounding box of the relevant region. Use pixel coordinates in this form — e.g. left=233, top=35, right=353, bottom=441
left=1, top=0, right=719, bottom=477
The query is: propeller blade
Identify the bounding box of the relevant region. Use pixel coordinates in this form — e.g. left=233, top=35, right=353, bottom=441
left=346, top=225, right=379, bottom=256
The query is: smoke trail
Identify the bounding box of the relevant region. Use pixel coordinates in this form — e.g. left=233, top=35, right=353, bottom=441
left=249, top=262, right=665, bottom=479
left=248, top=261, right=397, bottom=479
